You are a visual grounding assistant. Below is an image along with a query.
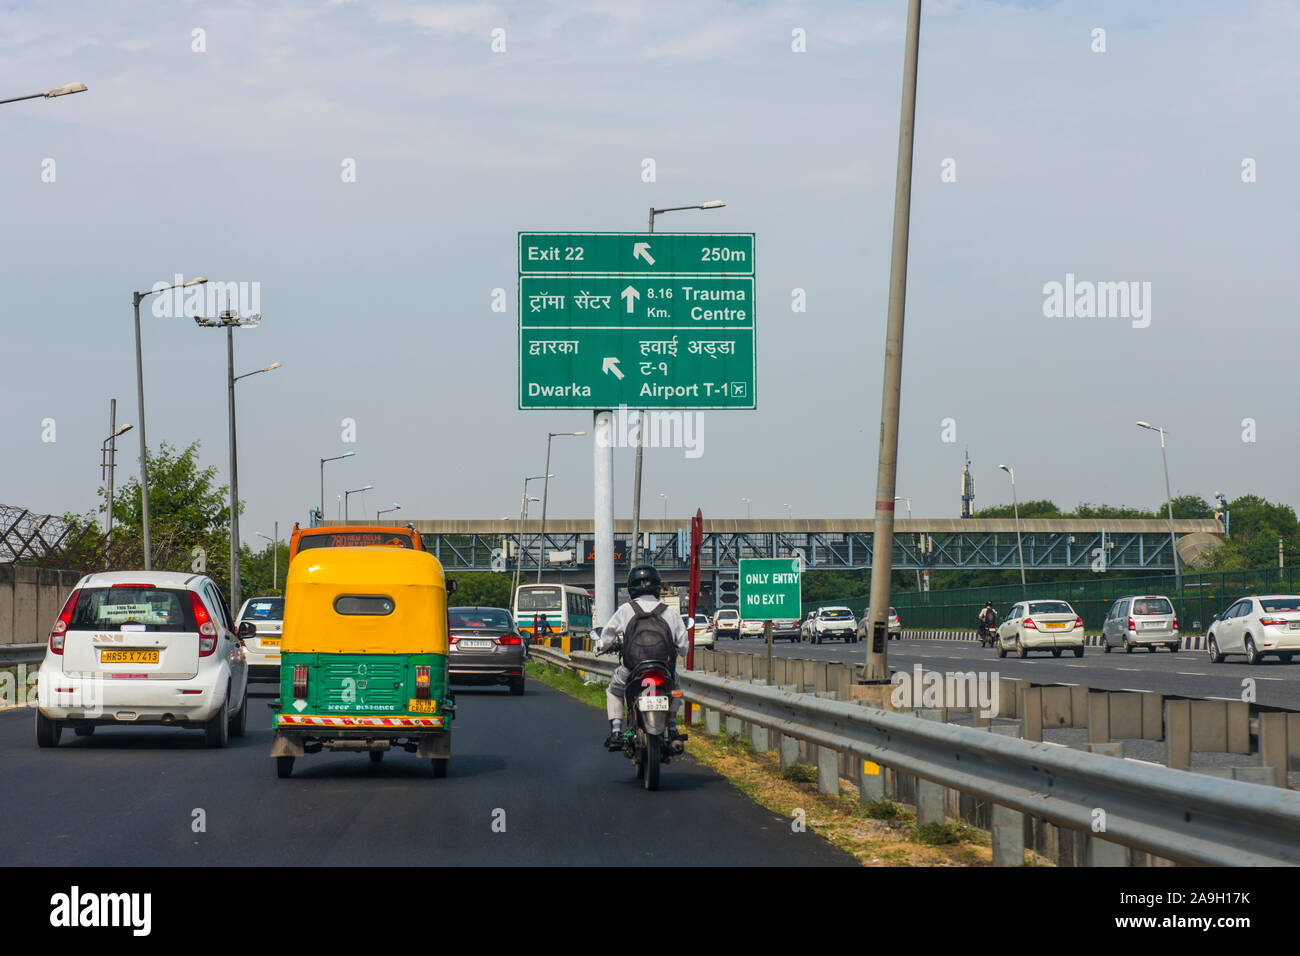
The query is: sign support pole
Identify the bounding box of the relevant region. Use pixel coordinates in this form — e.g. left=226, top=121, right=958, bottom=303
left=593, top=410, right=615, bottom=628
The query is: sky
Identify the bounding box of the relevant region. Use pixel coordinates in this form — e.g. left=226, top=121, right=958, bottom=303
left=3, top=0, right=1298, bottom=545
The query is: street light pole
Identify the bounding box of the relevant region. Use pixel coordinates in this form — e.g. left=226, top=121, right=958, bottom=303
left=0, top=82, right=87, bottom=106
left=344, top=485, right=374, bottom=522
left=132, top=275, right=208, bottom=569
left=102, top=412, right=133, bottom=570
left=513, top=474, right=549, bottom=600
left=320, top=452, right=356, bottom=523
left=862, top=0, right=922, bottom=684
left=537, top=431, right=584, bottom=584
left=196, top=310, right=273, bottom=613
left=999, top=465, right=1026, bottom=595
left=741, top=497, right=751, bottom=519
left=1137, top=421, right=1182, bottom=590
left=631, top=200, right=726, bottom=565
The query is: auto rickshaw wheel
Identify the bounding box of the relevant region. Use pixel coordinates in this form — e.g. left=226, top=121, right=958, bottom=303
left=431, top=758, right=449, bottom=778
left=276, top=756, right=295, bottom=778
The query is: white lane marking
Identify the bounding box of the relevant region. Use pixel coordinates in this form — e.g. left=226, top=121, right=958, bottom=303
left=1056, top=682, right=1080, bottom=687
left=1254, top=676, right=1284, bottom=681
left=1120, top=688, right=1151, bottom=693
left=1065, top=664, right=1086, bottom=668
left=1116, top=667, right=1141, bottom=672
left=1175, top=672, right=1207, bottom=676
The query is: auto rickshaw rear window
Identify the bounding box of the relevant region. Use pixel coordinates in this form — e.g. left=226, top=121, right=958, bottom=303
left=334, top=595, right=396, bottom=616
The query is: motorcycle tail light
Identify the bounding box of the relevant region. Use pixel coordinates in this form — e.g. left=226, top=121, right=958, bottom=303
left=641, top=671, right=665, bottom=687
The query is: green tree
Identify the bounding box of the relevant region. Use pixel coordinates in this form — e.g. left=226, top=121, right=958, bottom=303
left=448, top=572, right=512, bottom=609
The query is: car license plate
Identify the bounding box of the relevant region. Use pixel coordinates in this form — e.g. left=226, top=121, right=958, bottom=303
left=100, top=649, right=159, bottom=664
left=408, top=698, right=437, bottom=713
left=637, top=695, right=669, bottom=712
left=1141, top=622, right=1163, bottom=629
left=460, top=639, right=493, bottom=649
left=1043, top=622, right=1065, bottom=630
left=260, top=638, right=281, bottom=648
left=1290, top=622, right=1300, bottom=630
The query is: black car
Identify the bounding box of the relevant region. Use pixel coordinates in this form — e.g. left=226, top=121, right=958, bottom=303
left=447, top=606, right=527, bottom=695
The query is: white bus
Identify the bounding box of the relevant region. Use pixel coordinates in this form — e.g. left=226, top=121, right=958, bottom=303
left=513, top=584, right=594, bottom=643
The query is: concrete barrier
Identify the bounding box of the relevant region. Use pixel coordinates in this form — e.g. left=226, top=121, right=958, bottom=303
left=0, top=565, right=80, bottom=646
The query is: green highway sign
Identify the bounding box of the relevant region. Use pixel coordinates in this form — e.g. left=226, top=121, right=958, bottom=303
left=519, top=232, right=754, bottom=276
left=518, top=232, right=756, bottom=410
left=521, top=276, right=753, bottom=329
left=737, top=558, right=802, bottom=620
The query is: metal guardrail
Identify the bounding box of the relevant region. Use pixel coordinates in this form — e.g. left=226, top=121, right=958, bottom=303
left=529, top=645, right=1300, bottom=866
left=0, top=643, right=45, bottom=665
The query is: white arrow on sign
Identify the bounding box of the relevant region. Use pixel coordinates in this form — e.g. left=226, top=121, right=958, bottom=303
left=620, top=285, right=640, bottom=313
left=633, top=242, right=655, bottom=265
left=602, top=357, right=624, bottom=380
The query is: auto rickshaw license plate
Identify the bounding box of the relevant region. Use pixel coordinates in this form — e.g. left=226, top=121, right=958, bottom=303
left=408, top=699, right=437, bottom=713
left=101, top=649, right=159, bottom=664
left=637, top=695, right=669, bottom=712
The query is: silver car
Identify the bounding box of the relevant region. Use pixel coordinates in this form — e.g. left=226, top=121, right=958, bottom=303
left=235, top=595, right=285, bottom=680
left=1207, top=594, right=1300, bottom=665
left=1100, top=594, right=1179, bottom=653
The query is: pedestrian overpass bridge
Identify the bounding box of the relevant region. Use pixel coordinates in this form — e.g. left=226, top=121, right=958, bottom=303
left=344, top=517, right=1224, bottom=579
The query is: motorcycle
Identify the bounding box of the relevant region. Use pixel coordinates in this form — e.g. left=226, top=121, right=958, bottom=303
left=977, top=621, right=998, bottom=648
left=601, top=641, right=686, bottom=791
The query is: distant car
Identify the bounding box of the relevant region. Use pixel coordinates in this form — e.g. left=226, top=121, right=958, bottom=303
left=714, top=608, right=741, bottom=640
left=808, top=607, right=857, bottom=644
left=859, top=607, right=902, bottom=641
left=996, top=599, right=1084, bottom=658
left=35, top=570, right=249, bottom=748
left=1207, top=594, right=1300, bottom=665
left=799, top=611, right=817, bottom=642
left=740, top=619, right=765, bottom=639
left=1100, top=595, right=1179, bottom=653
left=235, top=595, right=285, bottom=681
left=447, top=606, right=527, bottom=695
left=690, top=613, right=715, bottom=648
left=772, top=618, right=802, bottom=642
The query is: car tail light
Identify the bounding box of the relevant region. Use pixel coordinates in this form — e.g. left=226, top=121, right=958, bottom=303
left=1128, top=617, right=1136, bottom=632
left=111, top=583, right=154, bottom=588
left=449, top=635, right=459, bottom=644
left=1022, top=617, right=1037, bottom=630
left=415, top=665, right=431, bottom=699
left=189, top=591, right=218, bottom=656
left=1259, top=616, right=1289, bottom=627
left=49, top=588, right=81, bottom=654
left=293, top=664, right=309, bottom=698
left=1074, top=617, right=1083, bottom=629
left=641, top=670, right=665, bottom=687
left=1172, top=616, right=1178, bottom=630
left=496, top=636, right=522, bottom=645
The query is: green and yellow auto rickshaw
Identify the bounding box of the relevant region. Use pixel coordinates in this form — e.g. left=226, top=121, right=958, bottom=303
left=269, top=546, right=456, bottom=778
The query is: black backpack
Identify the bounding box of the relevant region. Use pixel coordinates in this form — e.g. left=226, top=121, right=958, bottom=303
left=621, top=603, right=677, bottom=669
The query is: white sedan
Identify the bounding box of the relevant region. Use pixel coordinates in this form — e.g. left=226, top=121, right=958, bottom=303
left=996, top=599, right=1085, bottom=658
left=1207, top=594, right=1300, bottom=664
left=690, top=613, right=715, bottom=648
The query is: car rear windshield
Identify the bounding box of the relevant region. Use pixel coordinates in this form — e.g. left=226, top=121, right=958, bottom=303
left=450, top=608, right=514, bottom=630
left=1132, top=598, right=1174, bottom=615
left=517, top=588, right=561, bottom=612
left=1260, top=597, right=1300, bottom=613
left=1028, top=601, right=1073, bottom=615
left=297, top=531, right=417, bottom=551
left=822, top=609, right=852, bottom=619
left=244, top=598, right=284, bottom=620
left=716, top=611, right=738, bottom=621
left=70, top=587, right=197, bottom=632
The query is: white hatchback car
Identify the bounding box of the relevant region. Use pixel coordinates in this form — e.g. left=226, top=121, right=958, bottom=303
left=1207, top=594, right=1300, bottom=665
left=35, top=571, right=249, bottom=748
left=690, top=613, right=715, bottom=648
left=235, top=595, right=285, bottom=681
left=996, top=599, right=1085, bottom=658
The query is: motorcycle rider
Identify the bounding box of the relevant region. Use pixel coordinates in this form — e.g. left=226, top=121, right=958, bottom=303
left=978, top=601, right=998, bottom=642
left=592, top=564, right=690, bottom=750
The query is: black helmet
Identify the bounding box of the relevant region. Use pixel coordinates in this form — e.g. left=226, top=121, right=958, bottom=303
left=627, top=564, right=661, bottom=598
left=984, top=601, right=993, bottom=607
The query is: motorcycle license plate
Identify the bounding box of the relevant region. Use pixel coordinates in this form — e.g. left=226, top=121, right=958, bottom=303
left=637, top=695, right=669, bottom=712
